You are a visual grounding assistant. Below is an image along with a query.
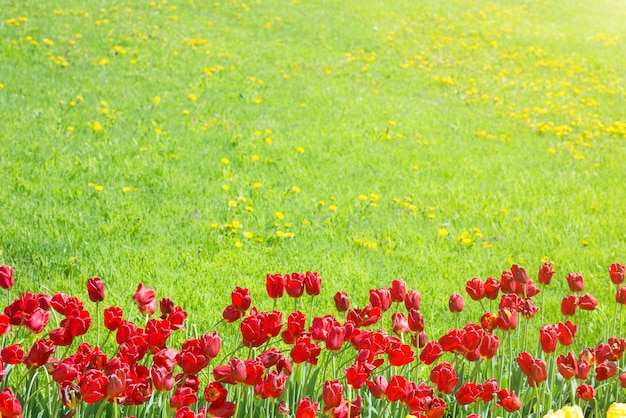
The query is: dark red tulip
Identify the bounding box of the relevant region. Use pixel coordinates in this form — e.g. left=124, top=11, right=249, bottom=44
left=370, top=288, right=392, bottom=312
left=408, top=308, right=424, bottom=332
left=86, top=277, right=105, bottom=303
left=500, top=270, right=517, bottom=294
left=1, top=344, right=24, bottom=364
left=79, top=369, right=108, bottom=404
left=133, top=283, right=155, bottom=308
left=326, top=325, right=346, bottom=351
left=516, top=352, right=547, bottom=387
left=480, top=379, right=499, bottom=402
left=448, top=293, right=464, bottom=313
left=617, top=286, right=626, bottom=304
left=566, top=272, right=584, bottom=292
left=366, top=375, right=388, bottom=399
left=230, top=286, right=251, bottom=312
left=203, top=381, right=227, bottom=404
left=595, top=361, right=617, bottom=381
left=479, top=333, right=499, bottom=359
left=538, top=262, right=555, bottom=285
left=619, top=373, right=626, bottom=388
left=23, top=338, right=55, bottom=368
left=103, top=306, right=123, bottom=331
left=609, top=263, right=625, bottom=285
left=497, top=308, right=518, bottom=331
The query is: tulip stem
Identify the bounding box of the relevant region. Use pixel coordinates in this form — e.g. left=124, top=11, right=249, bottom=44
left=534, top=384, right=542, bottom=416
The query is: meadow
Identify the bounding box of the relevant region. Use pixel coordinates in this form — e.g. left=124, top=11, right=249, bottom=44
left=1, top=0, right=626, bottom=416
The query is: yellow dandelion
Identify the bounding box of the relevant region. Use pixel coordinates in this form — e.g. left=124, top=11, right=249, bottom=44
left=359, top=194, right=368, bottom=201
left=98, top=58, right=109, bottom=66
left=292, top=186, right=301, bottom=193
left=122, top=186, right=131, bottom=193
left=222, top=184, right=229, bottom=191
left=210, top=222, right=219, bottom=228
left=296, top=146, right=305, bottom=153
left=438, top=229, right=449, bottom=237
left=246, top=206, right=253, bottom=212
left=251, top=154, right=260, bottom=161
left=151, top=96, right=160, bottom=104
left=188, top=93, right=197, bottom=101
left=253, top=182, right=262, bottom=189
left=94, top=185, right=103, bottom=191
left=232, top=220, right=241, bottom=228
left=91, top=121, right=103, bottom=132
left=265, top=138, right=272, bottom=144
left=276, top=231, right=285, bottom=238
left=275, top=211, right=284, bottom=220
left=228, top=200, right=237, bottom=207
left=183, top=109, right=190, bottom=115
left=234, top=241, right=243, bottom=248
left=329, top=205, right=338, bottom=211
left=220, top=158, right=229, bottom=164
left=67, top=126, right=74, bottom=132
left=244, top=232, right=253, bottom=239
left=303, top=220, right=310, bottom=226
left=286, top=232, right=295, bottom=238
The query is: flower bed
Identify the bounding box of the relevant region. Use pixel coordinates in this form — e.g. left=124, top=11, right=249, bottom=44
left=0, top=263, right=625, bottom=417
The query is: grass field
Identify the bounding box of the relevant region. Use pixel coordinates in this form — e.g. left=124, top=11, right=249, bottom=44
left=1, top=0, right=626, bottom=339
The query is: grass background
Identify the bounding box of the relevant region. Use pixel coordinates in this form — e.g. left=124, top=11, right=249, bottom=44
left=1, top=0, right=626, bottom=340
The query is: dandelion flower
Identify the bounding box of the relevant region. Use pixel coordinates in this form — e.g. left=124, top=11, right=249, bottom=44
left=221, top=158, right=229, bottom=164
left=152, top=96, right=160, bottom=104
left=275, top=212, right=284, bottom=220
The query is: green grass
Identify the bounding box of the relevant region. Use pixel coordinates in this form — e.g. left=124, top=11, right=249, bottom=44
left=1, top=0, right=626, bottom=338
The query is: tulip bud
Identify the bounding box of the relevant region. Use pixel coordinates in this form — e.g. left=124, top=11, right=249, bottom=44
left=448, top=293, right=464, bottom=313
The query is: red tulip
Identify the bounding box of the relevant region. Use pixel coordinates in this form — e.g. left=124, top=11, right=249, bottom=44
left=333, top=292, right=350, bottom=312
left=556, top=352, right=578, bottom=379
left=520, top=298, right=539, bottom=319
left=326, top=325, right=346, bottom=351
left=23, top=338, right=55, bottom=368
left=345, top=362, right=373, bottom=389
left=370, top=288, right=392, bottom=312
left=285, top=273, right=305, bottom=298
left=465, top=278, right=485, bottom=301
left=455, top=382, right=483, bottom=405
left=103, top=306, right=123, bottom=331
left=170, top=386, right=197, bottom=411
left=200, top=331, right=221, bottom=359
left=391, top=313, right=409, bottom=336
left=304, top=271, right=321, bottom=296
left=323, top=380, right=344, bottom=409
left=25, top=308, right=50, bottom=334
left=480, top=379, right=499, bottom=402
left=1, top=344, right=24, bottom=364
left=479, top=334, right=499, bottom=359
left=240, top=314, right=267, bottom=348
left=0, top=388, right=22, bottom=418
left=566, top=272, right=584, bottom=292
left=484, top=277, right=500, bottom=300
left=448, top=293, right=464, bottom=313
left=408, top=308, right=424, bottom=332
left=561, top=295, right=578, bottom=316
left=539, top=325, right=558, bottom=353
left=499, top=270, right=517, bottom=294
left=420, top=341, right=443, bottom=365
left=497, top=308, right=518, bottom=331
left=391, top=279, right=407, bottom=303
left=538, top=262, right=555, bottom=285
left=404, top=290, right=421, bottom=310
left=557, top=320, right=577, bottom=346
left=266, top=274, right=285, bottom=299
left=230, top=286, right=251, bottom=312
left=207, top=401, right=235, bottom=417
left=596, top=361, right=617, bottom=381
left=295, top=397, right=318, bottom=418
left=203, top=381, right=227, bottom=404
left=86, top=277, right=105, bottom=302
left=388, top=343, right=414, bottom=367
left=430, top=362, right=458, bottom=394
left=439, top=329, right=462, bottom=353
left=133, top=283, right=155, bottom=308
left=0, top=266, right=15, bottom=290
left=511, top=264, right=529, bottom=284
left=290, top=337, right=321, bottom=365
left=107, top=370, right=126, bottom=399
left=366, top=375, right=388, bottom=399
left=619, top=372, right=626, bottom=388
left=385, top=375, right=407, bottom=402
left=578, top=293, right=598, bottom=310
left=79, top=369, right=108, bottom=403
left=575, top=383, right=595, bottom=401
left=497, top=389, right=521, bottom=412
left=516, top=352, right=547, bottom=387
left=480, top=312, right=498, bottom=332
left=576, top=359, right=592, bottom=380
left=609, top=263, right=625, bottom=285
left=260, top=370, right=286, bottom=399
left=617, top=286, right=626, bottom=304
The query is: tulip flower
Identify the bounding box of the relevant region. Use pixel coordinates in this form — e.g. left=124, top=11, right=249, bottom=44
left=543, top=406, right=584, bottom=418
left=404, top=290, right=421, bottom=310
left=86, top=277, right=105, bottom=302
left=484, top=276, right=500, bottom=300
left=465, top=277, right=485, bottom=301
left=430, top=362, right=458, bottom=394
left=538, top=262, right=556, bottom=285
left=386, top=375, right=407, bottom=402
left=556, top=352, right=577, bottom=379
left=576, top=384, right=595, bottom=401
left=595, top=361, right=617, bottom=381
left=479, top=333, right=499, bottom=359
left=500, top=270, right=517, bottom=294
left=561, top=295, right=578, bottom=316
left=323, top=380, right=344, bottom=409
left=0, top=266, right=15, bottom=290
left=369, top=288, right=392, bottom=312
left=448, top=293, right=464, bottom=313
left=0, top=388, right=22, bottom=418
left=304, top=271, right=321, bottom=296
left=285, top=273, right=305, bottom=298
left=366, top=375, right=388, bottom=399
left=608, top=403, right=626, bottom=418
left=266, top=273, right=285, bottom=299
left=295, top=397, right=318, bottom=418
left=516, top=352, right=547, bottom=387
left=609, top=263, right=625, bottom=285
left=390, top=279, right=407, bottom=303
left=497, top=389, right=521, bottom=412
left=557, top=320, right=577, bottom=346
left=333, top=291, right=350, bottom=312
left=566, top=272, right=584, bottom=292
left=539, top=325, right=558, bottom=353
left=578, top=293, right=598, bottom=310
left=511, top=264, right=529, bottom=284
